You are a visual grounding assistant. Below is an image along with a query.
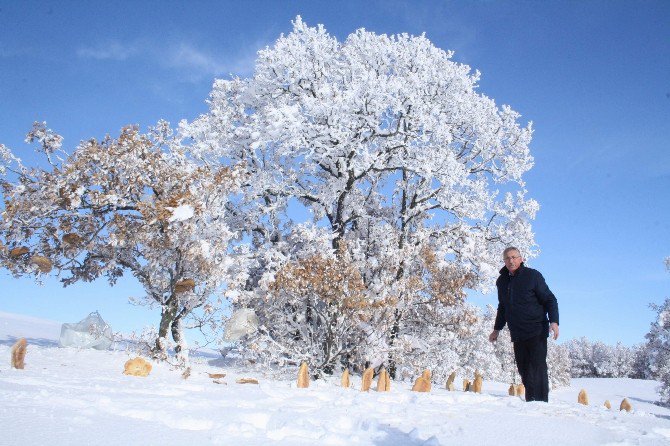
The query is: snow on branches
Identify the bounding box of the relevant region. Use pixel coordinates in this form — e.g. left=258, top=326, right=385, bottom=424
left=243, top=243, right=390, bottom=376
left=181, top=17, right=539, bottom=375
left=564, top=336, right=639, bottom=379
left=0, top=123, right=247, bottom=363
left=642, top=257, right=670, bottom=405
left=182, top=16, right=538, bottom=289
left=3, top=18, right=544, bottom=377
left=646, top=296, right=670, bottom=406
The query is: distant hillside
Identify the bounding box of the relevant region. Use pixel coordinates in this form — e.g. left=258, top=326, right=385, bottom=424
left=0, top=311, right=61, bottom=342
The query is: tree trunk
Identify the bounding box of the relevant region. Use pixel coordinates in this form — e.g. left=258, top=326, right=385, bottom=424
left=388, top=308, right=402, bottom=379
left=154, top=297, right=178, bottom=359
left=171, top=315, right=183, bottom=356
left=321, top=304, right=339, bottom=376
left=171, top=314, right=189, bottom=367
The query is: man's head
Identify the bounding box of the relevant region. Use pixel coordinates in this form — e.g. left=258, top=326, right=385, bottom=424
left=502, top=247, right=523, bottom=274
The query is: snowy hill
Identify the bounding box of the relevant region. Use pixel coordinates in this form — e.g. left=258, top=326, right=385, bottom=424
left=1, top=312, right=670, bottom=445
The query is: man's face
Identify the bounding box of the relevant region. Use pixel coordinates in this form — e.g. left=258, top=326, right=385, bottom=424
left=503, top=250, right=523, bottom=274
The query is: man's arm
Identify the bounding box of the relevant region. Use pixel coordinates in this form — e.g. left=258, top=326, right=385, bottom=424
left=536, top=272, right=559, bottom=339
left=489, top=294, right=507, bottom=342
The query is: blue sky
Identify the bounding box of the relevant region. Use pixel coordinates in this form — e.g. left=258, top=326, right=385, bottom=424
left=1, top=0, right=668, bottom=347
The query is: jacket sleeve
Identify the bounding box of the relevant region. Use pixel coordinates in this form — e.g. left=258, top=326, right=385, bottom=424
left=493, top=305, right=506, bottom=331
left=535, top=272, right=559, bottom=325
left=493, top=281, right=507, bottom=330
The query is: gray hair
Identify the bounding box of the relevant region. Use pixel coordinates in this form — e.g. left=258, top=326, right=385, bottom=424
left=502, top=246, right=521, bottom=257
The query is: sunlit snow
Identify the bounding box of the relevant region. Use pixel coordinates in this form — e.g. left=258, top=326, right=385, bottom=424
left=2, top=312, right=670, bottom=445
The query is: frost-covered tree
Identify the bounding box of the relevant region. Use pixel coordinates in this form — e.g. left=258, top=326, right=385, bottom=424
left=566, top=337, right=597, bottom=377
left=612, top=342, right=636, bottom=377
left=181, top=17, right=539, bottom=374
left=592, top=341, right=634, bottom=378
left=0, top=123, right=246, bottom=364
left=565, top=336, right=636, bottom=378
left=392, top=302, right=470, bottom=383
left=454, top=304, right=502, bottom=380
left=591, top=341, right=614, bottom=377
left=645, top=297, right=670, bottom=406
left=491, top=326, right=520, bottom=384
left=547, top=339, right=571, bottom=389
left=630, top=343, right=653, bottom=379
left=650, top=257, right=670, bottom=405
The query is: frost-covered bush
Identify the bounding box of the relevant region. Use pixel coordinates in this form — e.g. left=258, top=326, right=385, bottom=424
left=565, top=337, right=597, bottom=377
left=390, top=305, right=463, bottom=383
left=630, top=344, right=653, bottom=379
left=565, top=337, right=635, bottom=378
left=454, top=305, right=503, bottom=381
left=491, top=326, right=520, bottom=384
left=391, top=303, right=501, bottom=384
left=547, top=340, right=571, bottom=389
left=593, top=341, right=634, bottom=378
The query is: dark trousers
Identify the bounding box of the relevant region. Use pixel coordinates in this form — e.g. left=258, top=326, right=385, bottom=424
left=513, top=333, right=549, bottom=402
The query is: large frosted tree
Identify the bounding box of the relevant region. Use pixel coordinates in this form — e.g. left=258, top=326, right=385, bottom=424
left=181, top=17, right=539, bottom=374
left=0, top=122, right=246, bottom=364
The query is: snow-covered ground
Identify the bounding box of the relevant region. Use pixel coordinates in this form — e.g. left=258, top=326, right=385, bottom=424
left=2, top=312, right=670, bottom=445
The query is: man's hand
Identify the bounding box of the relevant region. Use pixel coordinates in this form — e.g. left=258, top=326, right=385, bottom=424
left=488, top=330, right=500, bottom=343
left=550, top=322, right=559, bottom=340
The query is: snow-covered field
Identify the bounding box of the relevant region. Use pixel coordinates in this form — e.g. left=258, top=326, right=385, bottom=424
left=2, top=312, right=670, bottom=445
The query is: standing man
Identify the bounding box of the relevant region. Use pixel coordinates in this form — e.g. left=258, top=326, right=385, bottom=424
left=489, top=247, right=559, bottom=402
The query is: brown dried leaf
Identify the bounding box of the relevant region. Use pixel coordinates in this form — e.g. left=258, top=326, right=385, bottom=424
left=236, top=378, right=259, bottom=384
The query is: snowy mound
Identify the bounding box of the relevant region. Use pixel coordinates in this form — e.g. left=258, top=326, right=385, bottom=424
left=0, top=311, right=61, bottom=344
left=1, top=312, right=670, bottom=445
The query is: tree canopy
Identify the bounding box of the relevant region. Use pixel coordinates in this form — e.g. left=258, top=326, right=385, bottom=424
left=1, top=122, right=246, bottom=364
left=181, top=17, right=539, bottom=374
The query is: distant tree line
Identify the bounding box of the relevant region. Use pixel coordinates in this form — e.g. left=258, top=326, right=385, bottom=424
left=563, top=281, right=670, bottom=407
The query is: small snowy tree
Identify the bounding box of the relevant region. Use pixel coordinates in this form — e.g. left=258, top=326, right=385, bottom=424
left=645, top=297, right=670, bottom=406
left=491, top=326, right=520, bottom=384
left=565, top=337, right=635, bottom=378
left=454, top=304, right=502, bottom=380
left=600, top=342, right=634, bottom=378
left=591, top=341, right=616, bottom=377
left=547, top=339, right=571, bottom=388
left=566, top=337, right=597, bottom=377
left=630, top=343, right=653, bottom=379
left=392, top=303, right=473, bottom=383
left=0, top=123, right=246, bottom=364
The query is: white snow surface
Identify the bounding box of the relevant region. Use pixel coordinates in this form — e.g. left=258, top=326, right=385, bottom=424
left=2, top=312, right=670, bottom=445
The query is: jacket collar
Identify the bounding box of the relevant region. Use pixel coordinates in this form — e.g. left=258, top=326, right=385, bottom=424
left=500, top=262, right=525, bottom=276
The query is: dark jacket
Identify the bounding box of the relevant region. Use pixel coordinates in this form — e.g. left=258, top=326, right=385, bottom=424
left=493, top=263, right=559, bottom=342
